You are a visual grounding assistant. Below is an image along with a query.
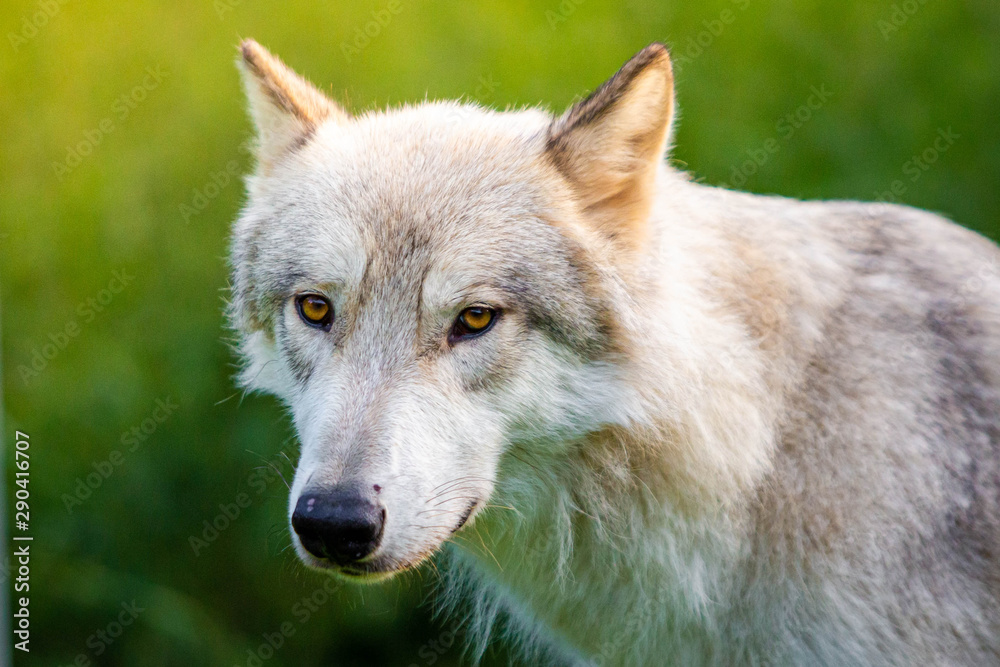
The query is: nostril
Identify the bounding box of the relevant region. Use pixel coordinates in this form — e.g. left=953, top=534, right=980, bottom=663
left=292, top=488, right=385, bottom=565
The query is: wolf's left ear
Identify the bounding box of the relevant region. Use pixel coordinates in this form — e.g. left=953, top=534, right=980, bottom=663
left=546, top=44, right=674, bottom=247
left=238, top=39, right=348, bottom=172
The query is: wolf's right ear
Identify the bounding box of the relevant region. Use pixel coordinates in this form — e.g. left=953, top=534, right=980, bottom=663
left=546, top=44, right=674, bottom=248
left=237, top=39, right=348, bottom=172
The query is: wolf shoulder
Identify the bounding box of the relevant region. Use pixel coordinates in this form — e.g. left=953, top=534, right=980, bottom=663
left=770, top=191, right=1000, bottom=384
left=813, top=197, right=1000, bottom=291
left=697, top=184, right=1000, bottom=318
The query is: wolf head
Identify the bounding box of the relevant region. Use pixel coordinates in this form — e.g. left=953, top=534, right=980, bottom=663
left=229, top=40, right=675, bottom=579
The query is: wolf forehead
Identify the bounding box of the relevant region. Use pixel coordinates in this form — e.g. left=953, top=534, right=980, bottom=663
left=229, top=103, right=615, bottom=356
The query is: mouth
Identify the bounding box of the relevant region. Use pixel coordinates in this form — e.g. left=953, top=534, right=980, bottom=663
left=317, top=552, right=433, bottom=582
left=296, top=550, right=401, bottom=580
left=450, top=500, right=477, bottom=535
left=335, top=564, right=401, bottom=583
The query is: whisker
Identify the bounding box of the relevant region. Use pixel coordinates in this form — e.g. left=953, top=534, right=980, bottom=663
left=239, top=359, right=279, bottom=398
left=428, top=475, right=494, bottom=495
left=244, top=449, right=292, bottom=490
left=404, top=524, right=457, bottom=531
left=432, top=495, right=480, bottom=507
left=425, top=484, right=483, bottom=502
left=416, top=508, right=467, bottom=518
left=427, top=484, right=479, bottom=502
left=469, top=523, right=504, bottom=572
left=214, top=391, right=240, bottom=406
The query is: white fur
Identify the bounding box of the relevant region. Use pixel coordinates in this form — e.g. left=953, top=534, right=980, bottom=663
left=229, top=42, right=1000, bottom=666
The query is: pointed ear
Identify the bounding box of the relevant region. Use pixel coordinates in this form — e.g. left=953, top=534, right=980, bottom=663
left=546, top=44, right=674, bottom=247
left=237, top=39, right=348, bottom=171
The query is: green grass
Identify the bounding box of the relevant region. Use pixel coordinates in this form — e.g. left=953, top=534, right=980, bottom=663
left=1, top=0, right=997, bottom=664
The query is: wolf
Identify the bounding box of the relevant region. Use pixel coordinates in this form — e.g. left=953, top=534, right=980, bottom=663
left=227, top=39, right=1000, bottom=666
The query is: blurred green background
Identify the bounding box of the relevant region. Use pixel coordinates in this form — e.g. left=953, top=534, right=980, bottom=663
left=1, top=0, right=997, bottom=664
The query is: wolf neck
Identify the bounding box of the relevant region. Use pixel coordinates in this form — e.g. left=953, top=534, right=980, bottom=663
left=451, top=428, right=751, bottom=663
left=448, top=172, right=846, bottom=663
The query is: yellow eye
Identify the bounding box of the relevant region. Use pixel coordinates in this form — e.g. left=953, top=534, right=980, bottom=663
left=296, top=294, right=333, bottom=329
left=452, top=306, right=497, bottom=341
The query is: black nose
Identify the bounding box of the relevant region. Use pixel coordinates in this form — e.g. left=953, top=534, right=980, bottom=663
left=292, top=487, right=385, bottom=565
